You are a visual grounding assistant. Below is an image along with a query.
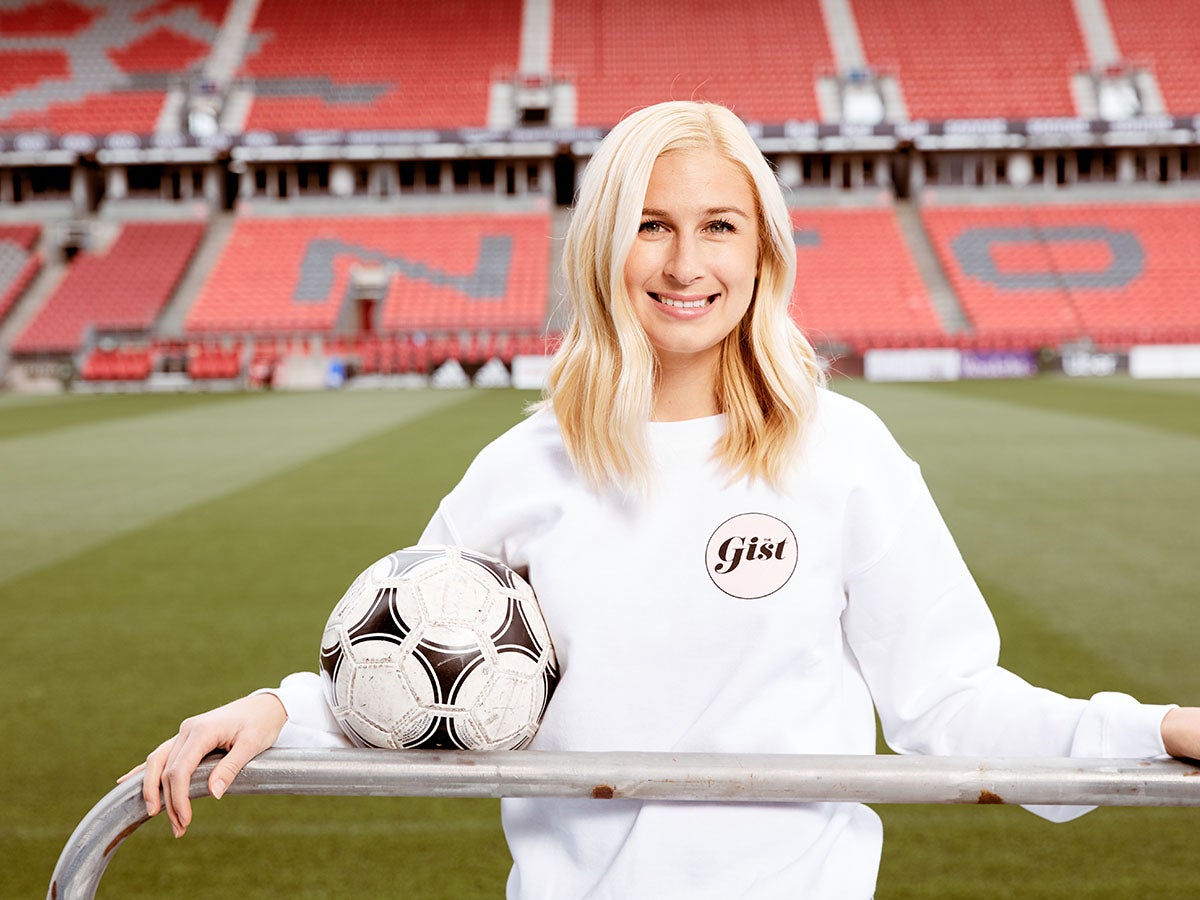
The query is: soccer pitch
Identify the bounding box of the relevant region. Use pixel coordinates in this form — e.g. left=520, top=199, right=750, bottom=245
left=3, top=378, right=1199, bottom=899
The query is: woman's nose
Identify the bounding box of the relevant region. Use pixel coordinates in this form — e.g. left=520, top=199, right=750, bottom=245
left=664, top=235, right=703, bottom=284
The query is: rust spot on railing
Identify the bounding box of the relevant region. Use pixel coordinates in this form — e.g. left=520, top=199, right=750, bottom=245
left=591, top=784, right=615, bottom=799
left=104, top=819, right=143, bottom=856
left=977, top=790, right=1005, bottom=804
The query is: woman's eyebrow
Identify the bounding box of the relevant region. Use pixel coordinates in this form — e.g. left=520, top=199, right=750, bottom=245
left=640, top=205, right=751, bottom=218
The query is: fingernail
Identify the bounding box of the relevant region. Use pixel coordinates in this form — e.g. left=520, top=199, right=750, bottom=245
left=172, top=823, right=183, bottom=838
left=211, top=778, right=227, bottom=800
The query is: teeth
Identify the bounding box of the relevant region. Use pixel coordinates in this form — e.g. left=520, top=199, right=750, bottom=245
left=654, top=294, right=713, bottom=309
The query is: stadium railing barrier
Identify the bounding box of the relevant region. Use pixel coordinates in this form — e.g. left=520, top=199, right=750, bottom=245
left=49, top=748, right=1200, bottom=899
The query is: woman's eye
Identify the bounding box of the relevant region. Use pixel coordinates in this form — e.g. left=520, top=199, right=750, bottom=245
left=708, top=219, right=736, bottom=233
left=638, top=220, right=664, bottom=233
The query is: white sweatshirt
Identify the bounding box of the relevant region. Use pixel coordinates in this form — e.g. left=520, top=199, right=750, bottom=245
left=269, top=389, right=1171, bottom=899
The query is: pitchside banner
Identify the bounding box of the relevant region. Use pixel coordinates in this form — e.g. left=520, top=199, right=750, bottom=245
left=864, top=349, right=1039, bottom=382
left=864, top=349, right=961, bottom=382
left=959, top=351, right=1038, bottom=380
left=1129, top=344, right=1200, bottom=379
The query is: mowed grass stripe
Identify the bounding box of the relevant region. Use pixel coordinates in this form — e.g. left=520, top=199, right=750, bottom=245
left=0, top=390, right=474, bottom=588
left=835, top=379, right=1200, bottom=702
left=0, top=391, right=257, bottom=441
left=5, top=391, right=535, bottom=900
left=915, top=376, right=1200, bottom=440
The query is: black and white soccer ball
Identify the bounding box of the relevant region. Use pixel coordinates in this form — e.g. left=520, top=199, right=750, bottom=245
left=319, top=545, right=559, bottom=751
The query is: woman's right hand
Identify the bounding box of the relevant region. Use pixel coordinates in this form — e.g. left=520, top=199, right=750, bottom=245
left=118, top=692, right=288, bottom=838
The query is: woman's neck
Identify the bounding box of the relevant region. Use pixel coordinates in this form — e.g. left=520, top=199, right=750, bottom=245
left=652, top=354, right=720, bottom=421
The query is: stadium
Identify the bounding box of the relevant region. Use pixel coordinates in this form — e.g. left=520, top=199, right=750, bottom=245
left=2, top=0, right=1199, bottom=897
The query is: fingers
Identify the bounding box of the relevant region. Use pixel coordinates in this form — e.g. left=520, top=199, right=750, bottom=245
left=116, top=761, right=146, bottom=784
left=137, top=737, right=177, bottom=819
left=124, top=693, right=289, bottom=838
left=161, top=718, right=213, bottom=837
left=207, top=739, right=259, bottom=801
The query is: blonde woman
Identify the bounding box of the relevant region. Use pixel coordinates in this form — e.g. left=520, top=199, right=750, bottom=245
left=126, top=101, right=1200, bottom=899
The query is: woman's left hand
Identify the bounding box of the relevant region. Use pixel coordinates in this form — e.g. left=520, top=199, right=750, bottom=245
left=1161, top=707, right=1200, bottom=759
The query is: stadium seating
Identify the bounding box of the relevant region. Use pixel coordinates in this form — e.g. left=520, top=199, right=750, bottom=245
left=921, top=202, right=1200, bottom=347
left=79, top=343, right=155, bottom=381
left=789, top=207, right=945, bottom=350
left=0, top=0, right=228, bottom=134
left=185, top=339, right=243, bottom=380
left=852, top=0, right=1085, bottom=120
left=184, top=212, right=551, bottom=337
left=0, top=224, right=42, bottom=325
left=11, top=221, right=204, bottom=354
left=1105, top=0, right=1200, bottom=116
left=239, top=0, right=522, bottom=131
left=553, top=0, right=832, bottom=126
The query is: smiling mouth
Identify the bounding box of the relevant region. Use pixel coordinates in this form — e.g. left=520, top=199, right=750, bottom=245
left=650, top=293, right=717, bottom=309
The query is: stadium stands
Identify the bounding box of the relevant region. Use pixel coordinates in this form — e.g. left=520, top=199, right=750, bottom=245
left=554, top=0, right=833, bottom=126
left=0, top=224, right=42, bottom=326
left=239, top=0, right=523, bottom=131
left=853, top=0, right=1086, bottom=119
left=184, top=212, right=551, bottom=336
left=922, top=202, right=1200, bottom=347
left=0, top=0, right=227, bottom=134
left=789, top=207, right=945, bottom=351
left=11, top=221, right=204, bottom=354
left=3, top=1, right=1200, bottom=388
left=1105, top=0, right=1200, bottom=116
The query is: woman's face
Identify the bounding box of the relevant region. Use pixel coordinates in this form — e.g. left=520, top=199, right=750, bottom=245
left=623, top=148, right=760, bottom=371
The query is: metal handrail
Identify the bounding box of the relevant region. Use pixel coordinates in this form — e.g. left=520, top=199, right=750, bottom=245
left=48, top=749, right=1200, bottom=899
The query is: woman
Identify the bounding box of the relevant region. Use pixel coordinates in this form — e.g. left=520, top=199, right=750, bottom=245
left=125, top=101, right=1200, bottom=899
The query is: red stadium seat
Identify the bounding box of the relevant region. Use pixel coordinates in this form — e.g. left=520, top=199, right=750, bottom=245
left=554, top=0, right=833, bottom=127
left=853, top=0, right=1085, bottom=119
left=1105, top=0, right=1200, bottom=116
left=184, top=212, right=551, bottom=337
left=789, top=206, right=946, bottom=349
left=0, top=0, right=229, bottom=134
left=240, top=0, right=521, bottom=130
left=12, top=222, right=204, bottom=355
left=922, top=202, right=1200, bottom=346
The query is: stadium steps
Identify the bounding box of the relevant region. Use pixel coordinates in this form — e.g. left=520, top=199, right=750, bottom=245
left=155, top=212, right=239, bottom=337
left=205, top=0, right=263, bottom=86
left=819, top=0, right=868, bottom=70
left=894, top=200, right=971, bottom=334
left=519, top=0, right=553, bottom=74
left=1072, top=0, right=1122, bottom=67
left=0, top=232, right=68, bottom=353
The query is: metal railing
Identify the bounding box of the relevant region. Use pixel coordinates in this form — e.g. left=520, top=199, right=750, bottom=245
left=49, top=749, right=1200, bottom=899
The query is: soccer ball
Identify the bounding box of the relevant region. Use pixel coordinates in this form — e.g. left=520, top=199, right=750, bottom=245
left=319, top=545, right=559, bottom=751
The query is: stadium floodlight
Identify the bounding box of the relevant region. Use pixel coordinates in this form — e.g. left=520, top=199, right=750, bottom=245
left=49, top=749, right=1200, bottom=899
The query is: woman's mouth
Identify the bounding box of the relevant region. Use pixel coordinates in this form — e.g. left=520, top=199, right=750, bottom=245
left=649, top=292, right=717, bottom=309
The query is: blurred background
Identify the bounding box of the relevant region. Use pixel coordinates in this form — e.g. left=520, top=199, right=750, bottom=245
left=2, top=1, right=1199, bottom=897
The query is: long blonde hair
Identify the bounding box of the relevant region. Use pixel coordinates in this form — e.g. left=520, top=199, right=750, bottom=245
left=546, top=101, right=825, bottom=493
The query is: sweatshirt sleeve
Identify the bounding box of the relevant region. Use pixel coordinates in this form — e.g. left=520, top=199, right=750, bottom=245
left=839, top=417, right=1173, bottom=822
left=254, top=672, right=354, bottom=748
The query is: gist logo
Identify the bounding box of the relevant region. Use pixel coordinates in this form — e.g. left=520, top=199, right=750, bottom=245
left=705, top=513, right=798, bottom=600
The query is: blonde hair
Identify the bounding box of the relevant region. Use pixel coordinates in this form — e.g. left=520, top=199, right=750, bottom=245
left=546, top=101, right=825, bottom=493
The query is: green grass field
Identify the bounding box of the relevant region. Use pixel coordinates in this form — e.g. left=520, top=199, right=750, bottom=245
left=3, top=378, right=1199, bottom=898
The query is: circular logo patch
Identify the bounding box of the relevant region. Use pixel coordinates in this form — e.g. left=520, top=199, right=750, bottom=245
left=705, top=513, right=798, bottom=600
